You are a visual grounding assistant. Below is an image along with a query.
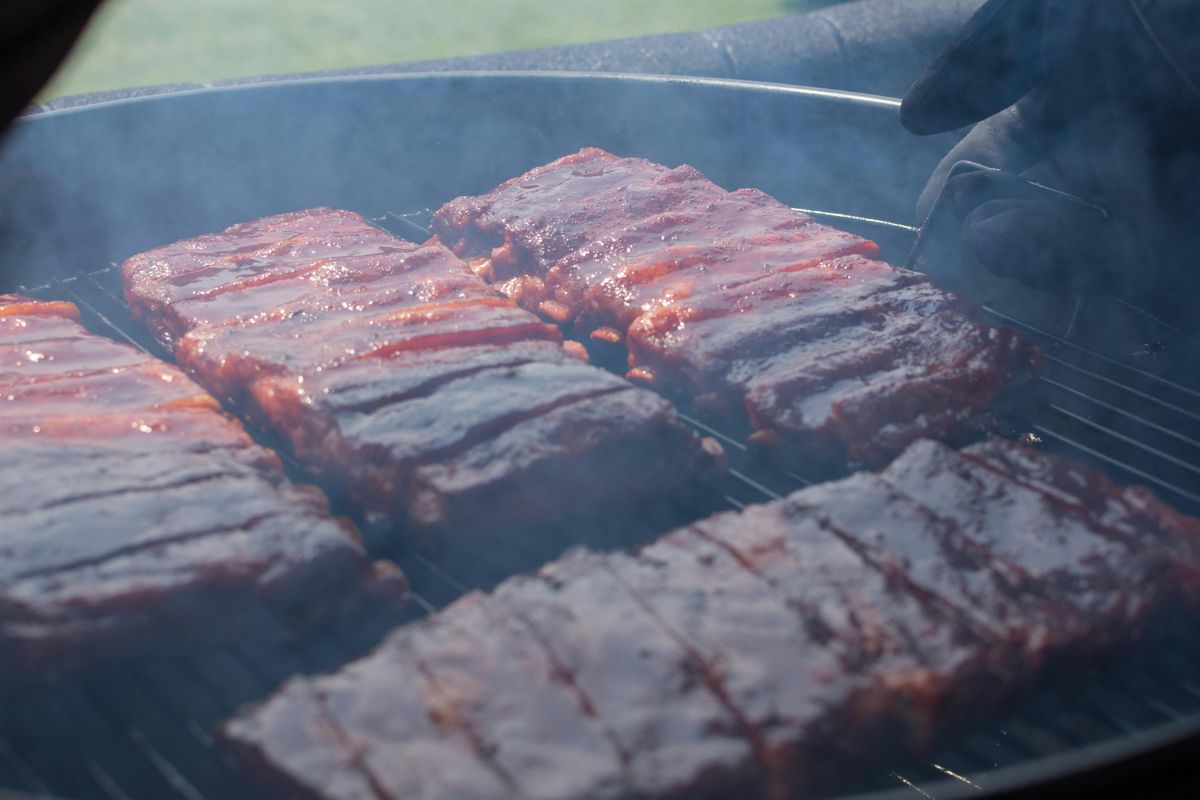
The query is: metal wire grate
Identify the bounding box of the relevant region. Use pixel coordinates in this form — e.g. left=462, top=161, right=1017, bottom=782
left=1, top=206, right=1198, bottom=800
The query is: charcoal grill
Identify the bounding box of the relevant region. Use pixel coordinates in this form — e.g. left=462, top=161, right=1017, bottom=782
left=1, top=72, right=1198, bottom=800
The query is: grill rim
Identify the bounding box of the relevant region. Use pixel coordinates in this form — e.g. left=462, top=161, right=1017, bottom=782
left=17, top=69, right=905, bottom=122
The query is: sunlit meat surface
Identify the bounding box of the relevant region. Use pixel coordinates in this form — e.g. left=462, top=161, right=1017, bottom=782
left=223, top=438, right=1200, bottom=800
left=122, top=209, right=721, bottom=568
left=0, top=295, right=401, bottom=682
left=432, top=148, right=1038, bottom=466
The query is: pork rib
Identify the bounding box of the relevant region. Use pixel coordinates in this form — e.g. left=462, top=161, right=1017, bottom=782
left=223, top=438, right=1200, bottom=800
left=0, top=295, right=404, bottom=682
left=432, top=148, right=1038, bottom=467
left=122, top=209, right=721, bottom=568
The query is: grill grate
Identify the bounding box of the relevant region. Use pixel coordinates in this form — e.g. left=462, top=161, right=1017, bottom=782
left=2, top=206, right=1199, bottom=800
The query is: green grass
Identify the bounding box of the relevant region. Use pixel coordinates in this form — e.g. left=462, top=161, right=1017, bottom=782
left=41, top=0, right=826, bottom=100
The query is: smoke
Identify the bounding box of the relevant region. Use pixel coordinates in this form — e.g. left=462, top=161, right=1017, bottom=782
left=0, top=71, right=955, bottom=292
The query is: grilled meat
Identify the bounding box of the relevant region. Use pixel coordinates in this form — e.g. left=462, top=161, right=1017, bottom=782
left=122, top=209, right=721, bottom=568
left=431, top=148, right=1038, bottom=467
left=223, top=438, right=1200, bottom=800
left=0, top=295, right=403, bottom=682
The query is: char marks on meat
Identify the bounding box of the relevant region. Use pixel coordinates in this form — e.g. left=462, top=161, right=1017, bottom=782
left=122, top=209, right=720, bottom=566
left=224, top=438, right=1200, bottom=800
left=432, top=148, right=1039, bottom=466
left=0, top=295, right=403, bottom=682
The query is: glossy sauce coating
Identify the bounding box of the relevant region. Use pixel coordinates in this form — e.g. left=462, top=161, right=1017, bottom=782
left=432, top=149, right=1040, bottom=467
left=123, top=208, right=720, bottom=561
left=224, top=438, right=1200, bottom=800
left=0, top=295, right=397, bottom=682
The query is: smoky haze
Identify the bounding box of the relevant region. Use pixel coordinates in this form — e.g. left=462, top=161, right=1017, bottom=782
left=0, top=1, right=1194, bottom=398
left=0, top=0, right=988, bottom=290
left=0, top=72, right=953, bottom=287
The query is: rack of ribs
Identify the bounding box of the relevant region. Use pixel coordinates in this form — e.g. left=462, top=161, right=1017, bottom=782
left=223, top=437, right=1200, bottom=800
left=431, top=148, right=1039, bottom=468
left=122, top=208, right=722, bottom=571
left=0, top=295, right=403, bottom=683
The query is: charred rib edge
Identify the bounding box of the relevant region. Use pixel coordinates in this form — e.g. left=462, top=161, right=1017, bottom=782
left=3, top=466, right=243, bottom=516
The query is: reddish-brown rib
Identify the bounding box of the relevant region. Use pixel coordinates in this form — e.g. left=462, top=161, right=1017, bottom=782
left=223, top=438, right=1200, bottom=800
left=0, top=295, right=403, bottom=683
left=123, top=208, right=721, bottom=564
left=432, top=148, right=1039, bottom=467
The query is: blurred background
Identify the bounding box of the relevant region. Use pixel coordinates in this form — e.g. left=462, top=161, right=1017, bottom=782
left=41, top=0, right=841, bottom=101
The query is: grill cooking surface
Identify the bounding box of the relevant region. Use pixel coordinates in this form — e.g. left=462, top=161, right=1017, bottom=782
left=2, top=208, right=1199, bottom=800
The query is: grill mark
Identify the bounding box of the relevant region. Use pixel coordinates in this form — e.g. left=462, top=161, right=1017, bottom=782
left=309, top=685, right=395, bottom=800
left=873, top=476, right=1089, bottom=624
left=357, top=321, right=559, bottom=362
left=188, top=315, right=556, bottom=375
left=742, top=282, right=935, bottom=342
left=1, top=466, right=243, bottom=516
left=181, top=295, right=515, bottom=340
left=779, top=309, right=984, bottom=388
left=944, top=451, right=1184, bottom=618
left=0, top=332, right=113, bottom=350
left=613, top=237, right=879, bottom=301
left=372, top=384, right=633, bottom=477
left=688, top=523, right=771, bottom=581
left=686, top=523, right=874, bottom=667
left=957, top=450, right=1147, bottom=551
left=181, top=244, right=422, bottom=302
left=743, top=336, right=916, bottom=406
left=379, top=297, right=518, bottom=321
left=0, top=361, right=160, bottom=387
left=11, top=511, right=280, bottom=581
left=187, top=318, right=558, bottom=402
left=322, top=356, right=547, bottom=418
left=691, top=506, right=969, bottom=668
left=816, top=519, right=990, bottom=654
left=826, top=339, right=997, bottom=407
left=410, top=653, right=522, bottom=795
left=505, top=604, right=638, bottom=776
left=184, top=259, right=330, bottom=301
left=3, top=438, right=262, bottom=463
left=631, top=305, right=888, bottom=382
left=599, top=559, right=773, bottom=795
left=582, top=241, right=895, bottom=329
